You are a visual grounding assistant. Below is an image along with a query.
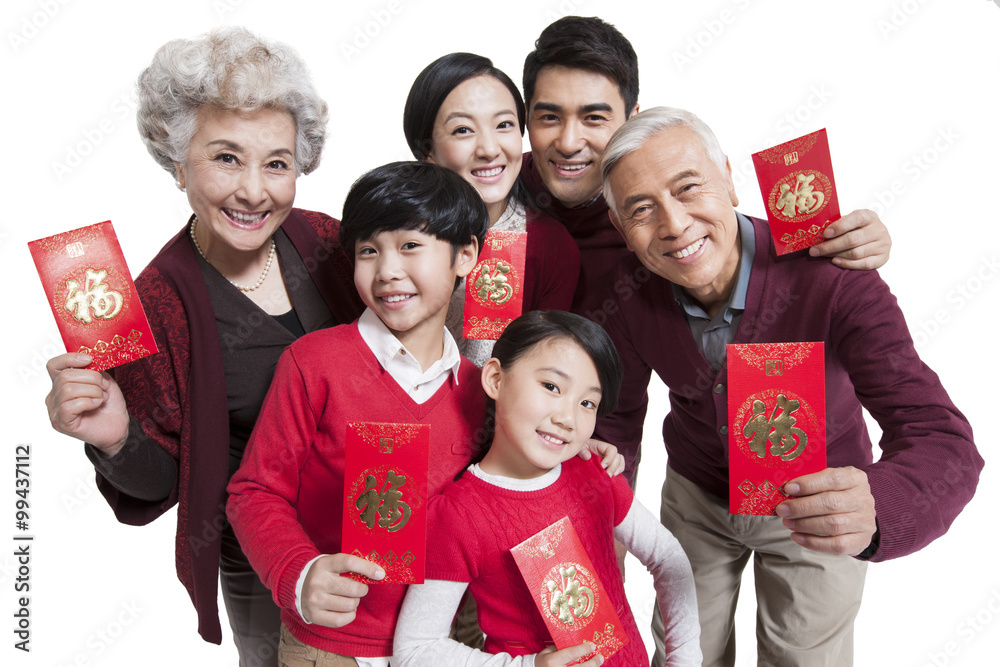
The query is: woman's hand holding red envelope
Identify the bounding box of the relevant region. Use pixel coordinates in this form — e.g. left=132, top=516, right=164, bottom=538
left=45, top=352, right=129, bottom=457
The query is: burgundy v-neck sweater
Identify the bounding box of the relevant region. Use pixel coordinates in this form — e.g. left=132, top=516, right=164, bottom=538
left=595, top=215, right=981, bottom=563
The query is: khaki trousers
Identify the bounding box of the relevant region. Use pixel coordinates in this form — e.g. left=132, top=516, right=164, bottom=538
left=278, top=624, right=359, bottom=667
left=652, top=467, right=867, bottom=667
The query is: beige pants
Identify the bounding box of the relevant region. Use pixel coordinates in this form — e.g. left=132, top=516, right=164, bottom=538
left=652, top=467, right=867, bottom=667
left=278, top=624, right=359, bottom=667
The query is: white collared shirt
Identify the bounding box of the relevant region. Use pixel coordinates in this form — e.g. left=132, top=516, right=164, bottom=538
left=357, top=308, right=462, bottom=403
left=294, top=308, right=463, bottom=658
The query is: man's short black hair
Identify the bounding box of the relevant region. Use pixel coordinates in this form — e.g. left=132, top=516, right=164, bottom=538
left=340, top=161, right=489, bottom=262
left=522, top=16, right=639, bottom=116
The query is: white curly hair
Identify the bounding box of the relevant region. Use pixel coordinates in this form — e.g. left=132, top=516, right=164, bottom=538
left=136, top=26, right=328, bottom=178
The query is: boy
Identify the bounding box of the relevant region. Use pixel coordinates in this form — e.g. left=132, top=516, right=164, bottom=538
left=226, top=161, right=490, bottom=665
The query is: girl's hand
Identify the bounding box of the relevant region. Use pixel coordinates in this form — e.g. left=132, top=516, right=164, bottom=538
left=300, top=553, right=385, bottom=627
left=535, top=643, right=604, bottom=666
left=45, top=353, right=129, bottom=455
left=579, top=438, right=625, bottom=477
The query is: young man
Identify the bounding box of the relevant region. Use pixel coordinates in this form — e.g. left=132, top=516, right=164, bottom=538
left=226, top=162, right=490, bottom=665
left=595, top=107, right=982, bottom=666
left=519, top=16, right=893, bottom=320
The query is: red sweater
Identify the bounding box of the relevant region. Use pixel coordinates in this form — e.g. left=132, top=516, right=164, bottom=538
left=425, top=457, right=647, bottom=665
left=226, top=322, right=487, bottom=657
left=521, top=152, right=629, bottom=319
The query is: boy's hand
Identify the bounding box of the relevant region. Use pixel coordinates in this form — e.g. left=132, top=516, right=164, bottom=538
left=580, top=438, right=625, bottom=477
left=45, top=353, right=129, bottom=456
left=301, top=553, right=385, bottom=627
left=535, top=643, right=604, bottom=666
left=808, top=209, right=890, bottom=270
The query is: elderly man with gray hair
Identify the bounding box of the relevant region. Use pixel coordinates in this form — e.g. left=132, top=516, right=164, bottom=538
left=593, top=106, right=981, bottom=666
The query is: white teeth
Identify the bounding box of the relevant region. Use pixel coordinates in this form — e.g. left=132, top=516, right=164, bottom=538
left=670, top=237, right=705, bottom=259
left=383, top=294, right=411, bottom=303
left=226, top=209, right=266, bottom=224
left=473, top=167, right=503, bottom=178
left=539, top=433, right=566, bottom=445
left=556, top=163, right=587, bottom=172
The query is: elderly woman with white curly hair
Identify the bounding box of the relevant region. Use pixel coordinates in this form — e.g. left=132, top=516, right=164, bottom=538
left=44, top=27, right=361, bottom=665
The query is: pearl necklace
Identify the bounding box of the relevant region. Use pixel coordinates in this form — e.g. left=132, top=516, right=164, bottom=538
left=189, top=217, right=276, bottom=292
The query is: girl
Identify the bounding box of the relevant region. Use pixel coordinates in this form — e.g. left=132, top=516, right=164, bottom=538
left=403, top=53, right=581, bottom=367
left=393, top=311, right=702, bottom=666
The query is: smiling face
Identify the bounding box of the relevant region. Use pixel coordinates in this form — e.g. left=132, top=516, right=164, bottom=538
left=353, top=228, right=477, bottom=355
left=607, top=124, right=742, bottom=315
left=480, top=337, right=602, bottom=479
left=527, top=66, right=637, bottom=208
left=427, top=75, right=523, bottom=225
left=175, top=106, right=297, bottom=258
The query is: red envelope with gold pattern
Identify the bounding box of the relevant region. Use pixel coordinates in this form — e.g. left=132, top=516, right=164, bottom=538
left=727, top=342, right=826, bottom=515
left=341, top=422, right=429, bottom=584
left=28, top=221, right=158, bottom=372
left=511, top=516, right=628, bottom=664
left=752, top=129, right=841, bottom=255
left=463, top=230, right=527, bottom=340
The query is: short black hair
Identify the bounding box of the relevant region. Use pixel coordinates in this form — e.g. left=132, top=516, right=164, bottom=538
left=340, top=161, right=489, bottom=262
left=522, top=16, right=639, bottom=117
left=491, top=310, right=622, bottom=417
left=403, top=52, right=525, bottom=161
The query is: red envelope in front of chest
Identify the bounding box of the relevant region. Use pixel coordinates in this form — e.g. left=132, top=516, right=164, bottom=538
left=341, top=422, right=430, bottom=584
left=463, top=229, right=527, bottom=340
left=752, top=129, right=841, bottom=255
left=511, top=516, right=628, bottom=664
left=28, top=221, right=158, bottom=372
left=727, top=342, right=826, bottom=515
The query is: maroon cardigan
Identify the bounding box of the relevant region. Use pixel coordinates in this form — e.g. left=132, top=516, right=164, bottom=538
left=100, top=209, right=362, bottom=643
left=595, top=215, right=982, bottom=562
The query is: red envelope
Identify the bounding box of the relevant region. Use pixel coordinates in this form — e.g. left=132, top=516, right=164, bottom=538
left=510, top=517, right=628, bottom=664
left=752, top=129, right=841, bottom=255
left=341, top=422, right=429, bottom=584
left=727, top=342, right=826, bottom=515
left=463, top=230, right=527, bottom=340
left=28, top=221, right=158, bottom=372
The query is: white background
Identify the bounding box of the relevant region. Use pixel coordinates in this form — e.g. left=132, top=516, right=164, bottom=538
left=2, top=1, right=997, bottom=665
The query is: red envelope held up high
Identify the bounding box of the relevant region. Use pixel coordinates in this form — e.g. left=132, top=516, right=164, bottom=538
left=752, top=129, right=841, bottom=255
left=727, top=342, right=826, bottom=515
left=28, top=221, right=158, bottom=372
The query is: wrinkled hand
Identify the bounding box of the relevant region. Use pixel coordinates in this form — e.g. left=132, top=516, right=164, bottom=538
left=45, top=353, right=129, bottom=455
left=578, top=438, right=625, bottom=477
left=809, top=209, right=890, bottom=270
left=535, top=642, right=604, bottom=667
left=300, top=553, right=385, bottom=628
left=776, top=466, right=877, bottom=556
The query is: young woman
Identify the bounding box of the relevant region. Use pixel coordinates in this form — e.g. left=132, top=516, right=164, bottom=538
left=393, top=311, right=702, bottom=666
left=403, top=54, right=581, bottom=367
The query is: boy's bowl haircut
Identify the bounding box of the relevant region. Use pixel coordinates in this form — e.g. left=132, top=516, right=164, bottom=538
left=340, top=161, right=490, bottom=261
